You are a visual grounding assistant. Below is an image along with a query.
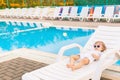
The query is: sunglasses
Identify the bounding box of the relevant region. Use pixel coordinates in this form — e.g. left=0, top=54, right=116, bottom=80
left=94, top=45, right=100, bottom=48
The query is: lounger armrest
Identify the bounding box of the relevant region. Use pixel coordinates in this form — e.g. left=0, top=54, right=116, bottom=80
left=113, top=14, right=119, bottom=17
left=101, top=14, right=104, bottom=17
left=87, top=14, right=93, bottom=19
left=57, top=43, right=83, bottom=62
left=88, top=14, right=93, bottom=17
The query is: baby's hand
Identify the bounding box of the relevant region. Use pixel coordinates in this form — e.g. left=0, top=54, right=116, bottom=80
left=66, top=64, right=74, bottom=68
left=92, top=54, right=100, bottom=60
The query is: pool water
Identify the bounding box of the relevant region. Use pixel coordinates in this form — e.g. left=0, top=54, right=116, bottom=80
left=0, top=21, right=119, bottom=65
left=0, top=21, right=94, bottom=54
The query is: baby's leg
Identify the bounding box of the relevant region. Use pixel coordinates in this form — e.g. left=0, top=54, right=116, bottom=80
left=67, top=55, right=80, bottom=68
left=71, top=57, right=90, bottom=71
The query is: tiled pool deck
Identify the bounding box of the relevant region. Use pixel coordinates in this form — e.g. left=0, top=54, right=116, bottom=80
left=0, top=57, right=48, bottom=80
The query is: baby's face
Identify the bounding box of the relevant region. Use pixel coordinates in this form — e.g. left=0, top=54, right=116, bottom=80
left=94, top=42, right=104, bottom=52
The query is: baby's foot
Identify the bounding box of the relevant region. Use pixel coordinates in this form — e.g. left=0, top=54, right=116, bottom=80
left=66, top=64, right=73, bottom=68
left=71, top=65, right=81, bottom=71
left=71, top=66, right=76, bottom=71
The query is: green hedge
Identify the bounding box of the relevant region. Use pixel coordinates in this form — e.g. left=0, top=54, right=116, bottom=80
left=0, top=0, right=120, bottom=8
left=74, top=0, right=120, bottom=6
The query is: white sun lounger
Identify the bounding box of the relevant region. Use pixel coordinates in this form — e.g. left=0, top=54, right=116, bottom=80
left=11, top=8, right=21, bottom=18
left=48, top=7, right=60, bottom=19
left=22, top=26, right=120, bottom=80
left=67, top=6, right=78, bottom=21
left=23, top=8, right=35, bottom=19
left=113, top=9, right=120, bottom=22
left=5, top=8, right=15, bottom=18
left=57, top=6, right=70, bottom=20
left=30, top=7, right=42, bottom=19
left=76, top=7, right=89, bottom=21
left=44, top=7, right=55, bottom=19
left=87, top=6, right=103, bottom=22
left=17, top=8, right=28, bottom=18
left=40, top=7, right=49, bottom=19
left=51, top=7, right=63, bottom=20
left=100, top=6, right=115, bottom=22
left=0, top=8, right=10, bottom=18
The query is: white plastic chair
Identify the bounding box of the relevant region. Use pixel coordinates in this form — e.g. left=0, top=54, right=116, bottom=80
left=67, top=6, right=78, bottom=21
left=87, top=6, right=103, bottom=22
left=23, top=8, right=35, bottom=19
left=100, top=6, right=115, bottom=22
left=17, top=8, right=28, bottom=18
left=22, top=26, right=120, bottom=80
left=0, top=9, right=5, bottom=18
left=50, top=7, right=63, bottom=20
left=30, top=7, right=42, bottom=19
left=6, top=8, right=15, bottom=18
left=11, top=8, right=21, bottom=18
left=57, top=6, right=70, bottom=20
left=44, top=7, right=55, bottom=19
left=76, top=7, right=89, bottom=21
left=113, top=13, right=120, bottom=22
left=0, top=8, right=10, bottom=18
left=40, top=7, right=49, bottom=19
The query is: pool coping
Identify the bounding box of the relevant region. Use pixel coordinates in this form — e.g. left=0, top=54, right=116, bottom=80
left=0, top=48, right=57, bottom=64
left=0, top=19, right=97, bottom=30
left=0, top=57, right=48, bottom=80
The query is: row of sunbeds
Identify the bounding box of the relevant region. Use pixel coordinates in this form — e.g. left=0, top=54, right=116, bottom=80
left=0, top=5, right=120, bottom=22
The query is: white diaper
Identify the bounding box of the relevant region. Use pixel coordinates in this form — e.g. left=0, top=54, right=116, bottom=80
left=79, top=53, right=94, bottom=64
left=77, top=50, right=102, bottom=64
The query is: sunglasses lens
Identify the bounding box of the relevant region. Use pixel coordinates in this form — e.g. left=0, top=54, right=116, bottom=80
left=94, top=45, right=100, bottom=48
left=97, top=45, right=100, bottom=48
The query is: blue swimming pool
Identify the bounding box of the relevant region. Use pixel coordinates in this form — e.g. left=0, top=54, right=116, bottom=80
left=0, top=21, right=94, bottom=54
left=0, top=21, right=119, bottom=65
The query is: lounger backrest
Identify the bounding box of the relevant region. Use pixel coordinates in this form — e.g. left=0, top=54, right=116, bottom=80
left=93, top=7, right=102, bottom=18
left=61, top=6, right=70, bottom=16
left=21, top=8, right=27, bottom=15
left=34, top=7, right=42, bottom=15
left=80, top=7, right=89, bottom=17
left=104, top=6, right=114, bottom=18
left=83, top=26, right=120, bottom=52
left=77, top=6, right=82, bottom=15
left=9, top=8, right=15, bottom=15
left=53, top=7, right=62, bottom=17
left=27, top=8, right=34, bottom=15
left=41, top=7, right=49, bottom=16
left=69, top=6, right=78, bottom=16
left=4, top=8, right=10, bottom=15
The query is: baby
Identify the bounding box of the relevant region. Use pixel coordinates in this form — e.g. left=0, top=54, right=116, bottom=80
left=67, top=41, right=106, bottom=71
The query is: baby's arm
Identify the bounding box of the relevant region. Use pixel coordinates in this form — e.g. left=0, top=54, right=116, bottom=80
left=92, top=54, right=100, bottom=60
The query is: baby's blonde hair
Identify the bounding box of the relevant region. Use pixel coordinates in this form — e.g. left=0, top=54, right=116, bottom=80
left=95, top=41, right=106, bottom=52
